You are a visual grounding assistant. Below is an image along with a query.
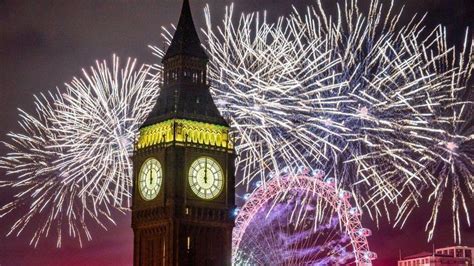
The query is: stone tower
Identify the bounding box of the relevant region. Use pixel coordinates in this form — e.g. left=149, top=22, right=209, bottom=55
left=131, top=1, right=236, bottom=265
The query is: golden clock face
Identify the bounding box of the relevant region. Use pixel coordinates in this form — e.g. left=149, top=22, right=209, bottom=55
left=138, top=158, right=162, bottom=201
left=188, top=157, right=224, bottom=200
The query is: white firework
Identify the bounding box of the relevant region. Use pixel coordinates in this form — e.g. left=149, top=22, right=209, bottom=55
left=395, top=29, right=474, bottom=242
left=200, top=0, right=473, bottom=241
left=0, top=55, right=160, bottom=246
left=53, top=55, right=160, bottom=207
left=1, top=0, right=472, bottom=247
left=0, top=92, right=117, bottom=247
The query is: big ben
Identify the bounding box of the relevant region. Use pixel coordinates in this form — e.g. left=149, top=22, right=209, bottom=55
left=131, top=0, right=236, bottom=265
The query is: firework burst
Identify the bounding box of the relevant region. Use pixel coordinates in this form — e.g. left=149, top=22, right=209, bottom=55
left=395, top=29, right=474, bottom=242
left=53, top=55, right=160, bottom=207
left=1, top=0, right=472, bottom=247
left=0, top=92, right=117, bottom=247
left=200, top=0, right=473, bottom=241
left=0, top=55, right=159, bottom=246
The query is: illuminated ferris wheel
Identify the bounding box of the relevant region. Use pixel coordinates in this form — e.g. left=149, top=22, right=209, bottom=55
left=232, top=170, right=377, bottom=265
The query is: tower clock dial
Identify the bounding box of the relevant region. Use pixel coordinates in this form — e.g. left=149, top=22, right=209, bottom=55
left=138, top=158, right=163, bottom=201
left=188, top=157, right=224, bottom=200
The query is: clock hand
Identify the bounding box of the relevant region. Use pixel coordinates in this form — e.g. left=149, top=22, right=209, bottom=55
left=149, top=170, right=153, bottom=185
left=204, top=158, right=208, bottom=184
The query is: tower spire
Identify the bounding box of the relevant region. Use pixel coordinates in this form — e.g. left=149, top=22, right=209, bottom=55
left=141, top=0, right=227, bottom=128
left=162, top=0, right=208, bottom=61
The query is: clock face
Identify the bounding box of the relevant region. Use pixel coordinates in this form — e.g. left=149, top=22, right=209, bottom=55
left=138, top=158, right=163, bottom=201
left=188, top=157, right=224, bottom=200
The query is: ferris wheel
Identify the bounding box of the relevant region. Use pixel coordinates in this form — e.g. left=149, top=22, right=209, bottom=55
left=232, top=170, right=377, bottom=265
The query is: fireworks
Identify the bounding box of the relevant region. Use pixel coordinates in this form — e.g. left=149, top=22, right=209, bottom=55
left=395, top=29, right=474, bottom=242
left=0, top=92, right=117, bottom=247
left=0, top=0, right=472, bottom=247
left=0, top=55, right=159, bottom=246
left=202, top=0, right=473, bottom=241
left=53, top=55, right=160, bottom=207
left=233, top=172, right=376, bottom=265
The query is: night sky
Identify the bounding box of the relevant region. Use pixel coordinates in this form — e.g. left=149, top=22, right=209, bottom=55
left=1, top=0, right=473, bottom=265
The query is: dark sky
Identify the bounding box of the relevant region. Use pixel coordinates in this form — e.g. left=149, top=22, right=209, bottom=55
left=0, top=0, right=473, bottom=265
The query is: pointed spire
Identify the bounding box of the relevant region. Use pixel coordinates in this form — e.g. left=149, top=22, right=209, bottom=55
left=162, top=0, right=208, bottom=61
left=141, top=0, right=228, bottom=128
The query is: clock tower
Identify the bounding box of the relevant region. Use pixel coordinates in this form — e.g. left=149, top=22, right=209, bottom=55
left=131, top=0, right=236, bottom=265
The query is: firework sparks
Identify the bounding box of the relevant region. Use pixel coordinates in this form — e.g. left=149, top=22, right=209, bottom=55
left=0, top=92, right=117, bottom=247
left=395, top=29, right=474, bottom=242
left=200, top=0, right=473, bottom=242
left=53, top=55, right=160, bottom=207
left=0, top=55, right=159, bottom=246
left=1, top=0, right=472, bottom=247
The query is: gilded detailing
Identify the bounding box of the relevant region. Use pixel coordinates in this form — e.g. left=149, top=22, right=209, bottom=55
left=137, top=119, right=233, bottom=150
left=138, top=120, right=174, bottom=148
